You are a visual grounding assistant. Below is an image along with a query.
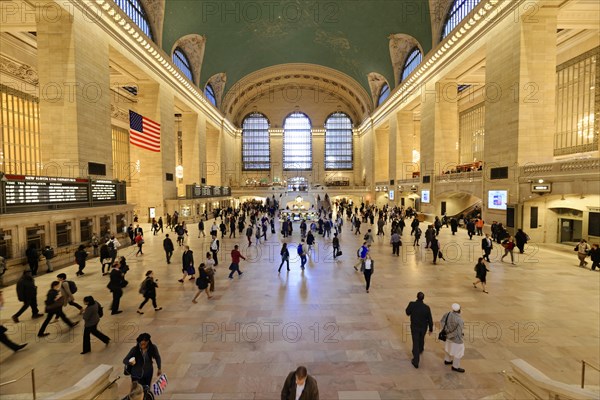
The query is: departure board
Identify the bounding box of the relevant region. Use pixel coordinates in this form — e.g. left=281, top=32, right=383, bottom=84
left=4, top=175, right=89, bottom=205
left=91, top=180, right=118, bottom=201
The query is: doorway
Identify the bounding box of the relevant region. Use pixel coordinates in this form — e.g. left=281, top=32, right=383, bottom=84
left=559, top=219, right=582, bottom=243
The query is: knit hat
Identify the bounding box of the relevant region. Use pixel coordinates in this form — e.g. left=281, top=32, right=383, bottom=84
left=452, top=303, right=461, bottom=312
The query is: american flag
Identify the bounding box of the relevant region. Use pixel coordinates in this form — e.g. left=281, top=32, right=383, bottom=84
left=129, top=110, right=161, bottom=152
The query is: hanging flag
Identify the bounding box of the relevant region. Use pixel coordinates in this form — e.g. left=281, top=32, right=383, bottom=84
left=129, top=110, right=161, bottom=152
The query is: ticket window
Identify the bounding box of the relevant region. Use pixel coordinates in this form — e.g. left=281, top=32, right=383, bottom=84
left=26, top=227, right=45, bottom=255
left=100, top=216, right=111, bottom=238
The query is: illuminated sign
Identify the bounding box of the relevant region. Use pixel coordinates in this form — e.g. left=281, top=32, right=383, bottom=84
left=531, top=184, right=551, bottom=193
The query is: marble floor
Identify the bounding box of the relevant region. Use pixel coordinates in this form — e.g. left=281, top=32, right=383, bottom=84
left=1, top=218, right=599, bottom=400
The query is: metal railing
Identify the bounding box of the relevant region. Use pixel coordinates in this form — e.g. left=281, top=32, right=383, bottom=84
left=91, top=375, right=120, bottom=400
left=502, top=370, right=542, bottom=400
left=581, top=360, right=600, bottom=389
left=0, top=368, right=36, bottom=400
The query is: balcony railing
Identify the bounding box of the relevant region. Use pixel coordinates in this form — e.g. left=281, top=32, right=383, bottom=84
left=436, top=170, right=483, bottom=183
left=522, top=158, right=600, bottom=177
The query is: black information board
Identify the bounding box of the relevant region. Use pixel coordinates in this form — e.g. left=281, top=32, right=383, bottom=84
left=185, top=185, right=231, bottom=199
left=1, top=174, right=126, bottom=214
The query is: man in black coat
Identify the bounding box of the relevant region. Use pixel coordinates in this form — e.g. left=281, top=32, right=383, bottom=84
left=12, top=270, right=43, bottom=322
left=25, top=244, right=39, bottom=276
left=482, top=233, right=493, bottom=262
left=163, top=234, right=174, bottom=264
left=281, top=366, right=319, bottom=400
left=405, top=292, right=433, bottom=369
left=107, top=264, right=124, bottom=315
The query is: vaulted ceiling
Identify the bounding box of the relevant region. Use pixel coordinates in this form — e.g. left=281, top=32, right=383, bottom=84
left=162, top=0, right=433, bottom=95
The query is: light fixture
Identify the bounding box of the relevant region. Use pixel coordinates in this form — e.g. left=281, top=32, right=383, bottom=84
left=538, top=179, right=544, bottom=184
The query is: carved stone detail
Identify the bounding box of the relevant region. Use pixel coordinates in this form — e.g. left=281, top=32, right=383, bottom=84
left=172, top=34, right=206, bottom=85
left=142, top=0, right=165, bottom=47
left=207, top=73, right=227, bottom=109
left=389, top=34, right=423, bottom=86
left=0, top=55, right=39, bottom=86
left=111, top=104, right=129, bottom=123
left=429, top=0, right=455, bottom=46
left=368, top=72, right=387, bottom=106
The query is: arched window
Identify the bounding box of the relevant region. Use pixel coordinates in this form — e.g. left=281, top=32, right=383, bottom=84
left=401, top=48, right=423, bottom=82
left=283, top=112, right=312, bottom=170
left=377, top=83, right=390, bottom=107
left=204, top=84, right=217, bottom=107
left=441, top=0, right=482, bottom=40
left=113, top=0, right=154, bottom=40
left=325, top=112, right=353, bottom=170
left=173, top=48, right=193, bottom=82
left=242, top=112, right=270, bottom=170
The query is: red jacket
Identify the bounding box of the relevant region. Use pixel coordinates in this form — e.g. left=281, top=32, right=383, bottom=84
left=231, top=249, right=245, bottom=264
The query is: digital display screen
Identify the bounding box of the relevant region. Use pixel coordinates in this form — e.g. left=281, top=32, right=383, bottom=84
left=91, top=181, right=117, bottom=201
left=421, top=190, right=430, bottom=203
left=389, top=190, right=395, bottom=201
left=4, top=175, right=89, bottom=205
left=488, top=190, right=508, bottom=210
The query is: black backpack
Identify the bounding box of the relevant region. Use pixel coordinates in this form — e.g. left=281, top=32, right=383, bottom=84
left=68, top=280, right=78, bottom=294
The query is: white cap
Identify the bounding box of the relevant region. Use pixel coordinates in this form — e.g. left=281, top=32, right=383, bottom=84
left=452, top=303, right=461, bottom=312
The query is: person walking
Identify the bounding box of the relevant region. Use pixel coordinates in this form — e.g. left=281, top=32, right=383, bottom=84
left=192, top=264, right=213, bottom=302
left=91, top=233, right=100, bottom=257
left=123, top=333, right=162, bottom=387
left=0, top=291, right=28, bottom=352
left=441, top=303, right=465, bottom=373
left=12, top=270, right=43, bottom=322
left=134, top=233, right=144, bottom=256
left=501, top=236, right=516, bottom=265
left=42, top=245, right=54, bottom=273
left=107, top=235, right=121, bottom=265
left=179, top=246, right=196, bottom=283
left=589, top=244, right=600, bottom=271
left=100, top=244, right=112, bottom=276
left=575, top=239, right=591, bottom=268
left=413, top=226, right=422, bottom=246
left=74, top=244, right=88, bottom=276
left=354, top=242, right=369, bottom=271
left=137, top=271, right=162, bottom=314
left=450, top=218, right=458, bottom=235
left=107, top=262, right=124, bottom=315
left=405, top=292, right=433, bottom=369
left=198, top=219, right=205, bottom=238
left=158, top=217, right=164, bottom=233
left=228, top=245, right=245, bottom=279
left=163, top=234, right=174, bottom=264
left=297, top=240, right=307, bottom=270
left=481, top=234, right=493, bottom=262
left=25, top=243, right=39, bottom=276
left=515, top=229, right=529, bottom=254
left=364, top=229, right=374, bottom=246
left=38, top=281, right=79, bottom=337
left=332, top=233, right=341, bottom=261
left=424, top=226, right=434, bottom=248
left=391, top=231, right=401, bottom=256
left=306, top=231, right=315, bottom=253
left=278, top=243, right=290, bottom=273
left=430, top=236, right=440, bottom=264
left=210, top=236, right=220, bottom=266
left=473, top=257, right=489, bottom=293
left=475, top=218, right=484, bottom=236
left=245, top=225, right=253, bottom=246
left=280, top=366, right=319, bottom=400
left=80, top=296, right=110, bottom=354
left=57, top=273, right=83, bottom=314
left=205, top=252, right=216, bottom=292
left=362, top=254, right=374, bottom=293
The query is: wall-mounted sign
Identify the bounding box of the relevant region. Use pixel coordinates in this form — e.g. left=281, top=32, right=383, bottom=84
left=389, top=190, right=395, bottom=201
left=531, top=184, right=551, bottom=193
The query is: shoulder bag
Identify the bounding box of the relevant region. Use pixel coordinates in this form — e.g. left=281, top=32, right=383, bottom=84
left=438, top=313, right=450, bottom=342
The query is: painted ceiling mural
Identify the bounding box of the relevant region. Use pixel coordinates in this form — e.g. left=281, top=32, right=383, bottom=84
left=162, top=0, right=433, bottom=93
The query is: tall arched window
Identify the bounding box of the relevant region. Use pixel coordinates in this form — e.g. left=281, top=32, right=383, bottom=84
left=173, top=48, right=193, bottom=82
left=283, top=112, right=312, bottom=170
left=441, top=0, right=482, bottom=40
left=377, top=83, right=390, bottom=107
left=401, top=48, right=423, bottom=82
left=325, top=112, right=353, bottom=170
left=204, top=84, right=217, bottom=107
left=113, top=0, right=154, bottom=40
left=242, top=112, right=270, bottom=170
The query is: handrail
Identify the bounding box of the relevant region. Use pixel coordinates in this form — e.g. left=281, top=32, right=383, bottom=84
left=502, top=370, right=543, bottom=400
left=0, top=368, right=36, bottom=399
left=581, top=360, right=600, bottom=389
left=91, top=375, right=120, bottom=400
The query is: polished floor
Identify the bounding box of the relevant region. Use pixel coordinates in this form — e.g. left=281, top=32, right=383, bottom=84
left=1, top=217, right=599, bottom=399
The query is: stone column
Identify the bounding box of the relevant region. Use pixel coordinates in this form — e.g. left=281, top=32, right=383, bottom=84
left=388, top=115, right=397, bottom=184
left=396, top=111, right=417, bottom=180
left=37, top=5, right=111, bottom=178
left=483, top=5, right=558, bottom=226
left=128, top=82, right=176, bottom=220
left=181, top=112, right=205, bottom=186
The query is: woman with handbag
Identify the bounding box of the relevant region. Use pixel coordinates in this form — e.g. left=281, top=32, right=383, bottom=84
left=137, top=271, right=162, bottom=314
left=192, top=264, right=213, bottom=302
left=123, top=333, right=162, bottom=387
left=38, top=281, right=78, bottom=337
left=205, top=252, right=216, bottom=292
left=278, top=243, right=290, bottom=273
left=362, top=254, right=374, bottom=293
left=472, top=258, right=489, bottom=293
left=100, top=244, right=112, bottom=276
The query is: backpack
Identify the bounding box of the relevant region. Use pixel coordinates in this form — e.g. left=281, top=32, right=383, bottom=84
left=357, top=248, right=362, bottom=258
left=108, top=241, right=115, bottom=250
left=139, top=279, right=147, bottom=295
left=68, top=280, right=78, bottom=294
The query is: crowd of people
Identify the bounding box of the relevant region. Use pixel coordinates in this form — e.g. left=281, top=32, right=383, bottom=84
left=2, top=196, right=598, bottom=398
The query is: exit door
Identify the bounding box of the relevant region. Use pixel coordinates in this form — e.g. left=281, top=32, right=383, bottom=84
left=559, top=219, right=582, bottom=243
